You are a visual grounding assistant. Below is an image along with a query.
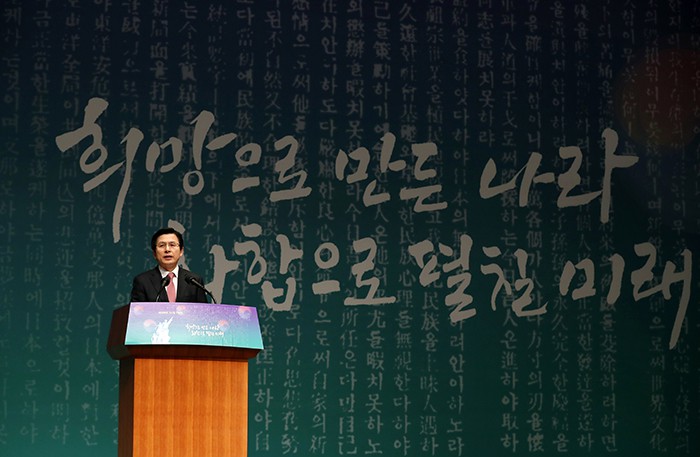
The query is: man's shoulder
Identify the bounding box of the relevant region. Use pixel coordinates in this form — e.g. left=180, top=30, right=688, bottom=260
left=133, top=267, right=159, bottom=281
left=179, top=267, right=203, bottom=281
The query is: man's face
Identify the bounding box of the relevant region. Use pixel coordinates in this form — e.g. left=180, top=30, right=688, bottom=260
left=153, top=233, right=183, bottom=271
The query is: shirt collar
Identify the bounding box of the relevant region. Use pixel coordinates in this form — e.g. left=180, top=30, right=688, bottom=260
left=158, top=264, right=180, bottom=278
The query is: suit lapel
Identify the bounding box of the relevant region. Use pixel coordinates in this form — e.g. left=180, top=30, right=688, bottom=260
left=176, top=268, right=188, bottom=301
left=149, top=268, right=163, bottom=299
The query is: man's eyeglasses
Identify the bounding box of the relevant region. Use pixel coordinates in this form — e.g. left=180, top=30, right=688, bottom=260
left=156, top=242, right=180, bottom=250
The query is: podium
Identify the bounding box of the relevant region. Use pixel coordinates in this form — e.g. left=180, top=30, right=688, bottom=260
left=107, top=302, right=263, bottom=457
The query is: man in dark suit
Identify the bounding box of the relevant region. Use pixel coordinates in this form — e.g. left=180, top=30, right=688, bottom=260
left=130, top=227, right=209, bottom=303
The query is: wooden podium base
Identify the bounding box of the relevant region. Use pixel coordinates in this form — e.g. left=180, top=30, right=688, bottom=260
left=118, top=358, right=248, bottom=457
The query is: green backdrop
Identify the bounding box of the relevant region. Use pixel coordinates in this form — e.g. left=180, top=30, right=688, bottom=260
left=1, top=0, right=699, bottom=455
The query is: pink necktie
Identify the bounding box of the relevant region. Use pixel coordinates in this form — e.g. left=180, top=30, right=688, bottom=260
left=166, top=272, right=176, bottom=302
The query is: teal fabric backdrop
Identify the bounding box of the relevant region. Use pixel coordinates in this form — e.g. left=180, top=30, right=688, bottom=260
left=1, top=0, right=699, bottom=455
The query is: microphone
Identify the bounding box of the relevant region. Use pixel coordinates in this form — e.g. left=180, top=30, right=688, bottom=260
left=185, top=275, right=217, bottom=304
left=155, top=275, right=170, bottom=302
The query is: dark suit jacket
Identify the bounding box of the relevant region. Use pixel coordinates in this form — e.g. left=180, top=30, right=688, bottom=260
left=130, top=267, right=208, bottom=303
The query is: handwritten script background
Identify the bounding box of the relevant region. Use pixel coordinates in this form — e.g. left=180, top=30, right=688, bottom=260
left=2, top=1, right=700, bottom=455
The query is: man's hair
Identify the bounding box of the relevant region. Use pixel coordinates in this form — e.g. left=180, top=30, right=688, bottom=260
left=150, top=227, right=185, bottom=252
